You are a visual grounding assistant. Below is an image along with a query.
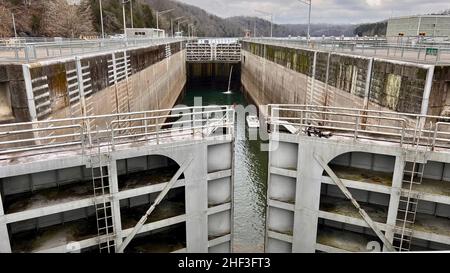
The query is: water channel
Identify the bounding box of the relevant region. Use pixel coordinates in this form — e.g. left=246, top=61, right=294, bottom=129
left=177, top=76, right=268, bottom=253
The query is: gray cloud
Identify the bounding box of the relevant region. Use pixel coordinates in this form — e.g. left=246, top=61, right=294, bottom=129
left=176, top=0, right=450, bottom=24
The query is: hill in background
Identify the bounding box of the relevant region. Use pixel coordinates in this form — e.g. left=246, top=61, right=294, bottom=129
left=4, top=0, right=449, bottom=38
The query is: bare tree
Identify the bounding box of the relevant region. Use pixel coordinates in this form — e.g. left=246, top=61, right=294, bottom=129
left=0, top=6, right=13, bottom=37
left=42, top=0, right=95, bottom=38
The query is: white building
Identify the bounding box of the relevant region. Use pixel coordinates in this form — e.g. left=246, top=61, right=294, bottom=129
left=386, top=15, right=450, bottom=42
left=125, top=28, right=166, bottom=38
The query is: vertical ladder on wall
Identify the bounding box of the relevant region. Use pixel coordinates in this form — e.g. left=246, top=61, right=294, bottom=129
left=108, top=52, right=132, bottom=114
left=165, top=44, right=172, bottom=58
left=66, top=68, right=82, bottom=118
left=107, top=52, right=133, bottom=135
left=30, top=75, right=55, bottom=144
left=66, top=64, right=94, bottom=120
left=79, top=63, right=95, bottom=119
left=31, top=75, right=52, bottom=120
left=394, top=120, right=431, bottom=252
left=89, top=129, right=115, bottom=253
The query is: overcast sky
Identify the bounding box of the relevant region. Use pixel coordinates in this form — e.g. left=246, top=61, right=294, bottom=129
left=176, top=0, right=449, bottom=24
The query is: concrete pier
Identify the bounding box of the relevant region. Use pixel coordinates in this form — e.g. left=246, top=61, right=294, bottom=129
left=0, top=116, right=235, bottom=253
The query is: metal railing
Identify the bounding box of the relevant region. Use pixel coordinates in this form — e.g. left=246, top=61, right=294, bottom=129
left=244, top=38, right=450, bottom=65
left=0, top=106, right=235, bottom=160
left=0, top=37, right=189, bottom=63
left=268, top=104, right=450, bottom=151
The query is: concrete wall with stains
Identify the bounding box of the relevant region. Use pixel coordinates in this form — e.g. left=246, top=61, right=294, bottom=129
left=0, top=41, right=186, bottom=124
left=0, top=65, right=30, bottom=123
left=241, top=41, right=450, bottom=117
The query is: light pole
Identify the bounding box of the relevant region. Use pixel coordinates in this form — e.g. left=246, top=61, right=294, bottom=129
left=255, top=10, right=273, bottom=37
left=12, top=13, right=17, bottom=38
left=178, top=19, right=189, bottom=36
left=99, top=0, right=105, bottom=38
left=298, top=0, right=312, bottom=42
left=122, top=0, right=130, bottom=36
left=130, top=0, right=134, bottom=29
left=172, top=16, right=185, bottom=37
left=156, top=9, right=174, bottom=30
left=188, top=23, right=194, bottom=38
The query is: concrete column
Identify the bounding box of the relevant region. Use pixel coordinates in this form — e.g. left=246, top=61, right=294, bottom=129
left=21, top=64, right=37, bottom=122
left=324, top=53, right=331, bottom=106
left=420, top=65, right=435, bottom=116
left=309, top=51, right=318, bottom=105
left=184, top=144, right=208, bottom=252
left=384, top=155, right=405, bottom=252
left=292, top=142, right=323, bottom=253
left=75, top=57, right=87, bottom=117
left=108, top=160, right=123, bottom=249
left=262, top=45, right=266, bottom=98
left=0, top=193, right=12, bottom=253
left=363, top=58, right=374, bottom=110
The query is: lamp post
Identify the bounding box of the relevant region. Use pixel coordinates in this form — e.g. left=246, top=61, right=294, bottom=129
left=122, top=0, right=130, bottom=36
left=297, top=0, right=312, bottom=42
left=255, top=10, right=273, bottom=37
left=12, top=13, right=17, bottom=38
left=172, top=16, right=185, bottom=37
left=130, top=0, right=134, bottom=29
left=178, top=19, right=189, bottom=36
left=156, top=9, right=174, bottom=30
left=188, top=24, right=194, bottom=38
left=99, top=0, right=105, bottom=38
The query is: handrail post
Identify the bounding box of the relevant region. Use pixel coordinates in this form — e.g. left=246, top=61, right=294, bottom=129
left=432, top=123, right=439, bottom=151
left=300, top=110, right=304, bottom=132
left=110, top=122, right=115, bottom=151
left=191, top=109, right=195, bottom=136
left=144, top=113, right=148, bottom=141
left=80, top=125, right=85, bottom=155
left=436, top=48, right=441, bottom=64
left=400, top=120, right=405, bottom=148
left=354, top=110, right=360, bottom=140
left=156, top=117, right=160, bottom=145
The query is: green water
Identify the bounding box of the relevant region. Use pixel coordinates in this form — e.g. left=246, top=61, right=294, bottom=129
left=179, top=80, right=268, bottom=253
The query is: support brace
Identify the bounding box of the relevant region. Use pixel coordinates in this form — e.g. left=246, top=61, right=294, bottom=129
left=117, top=156, right=194, bottom=253
left=314, top=153, right=396, bottom=252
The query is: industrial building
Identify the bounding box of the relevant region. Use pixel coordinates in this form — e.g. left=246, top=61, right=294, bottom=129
left=125, top=28, right=166, bottom=39
left=386, top=15, right=450, bottom=41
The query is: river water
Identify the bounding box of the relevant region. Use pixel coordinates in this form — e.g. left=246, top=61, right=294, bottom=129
left=178, top=79, right=268, bottom=253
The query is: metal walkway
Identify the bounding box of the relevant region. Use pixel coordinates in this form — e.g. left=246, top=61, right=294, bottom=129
left=246, top=38, right=450, bottom=65
left=268, top=104, right=450, bottom=150
left=186, top=40, right=241, bottom=63
left=0, top=106, right=235, bottom=163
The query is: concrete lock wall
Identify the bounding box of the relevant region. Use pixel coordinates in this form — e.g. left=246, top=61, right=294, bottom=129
left=0, top=65, right=30, bottom=123
left=0, top=41, right=187, bottom=125
left=266, top=133, right=450, bottom=253
left=241, top=41, right=450, bottom=117
left=0, top=138, right=235, bottom=253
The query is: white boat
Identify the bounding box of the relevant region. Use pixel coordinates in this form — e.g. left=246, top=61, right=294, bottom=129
left=246, top=115, right=260, bottom=128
